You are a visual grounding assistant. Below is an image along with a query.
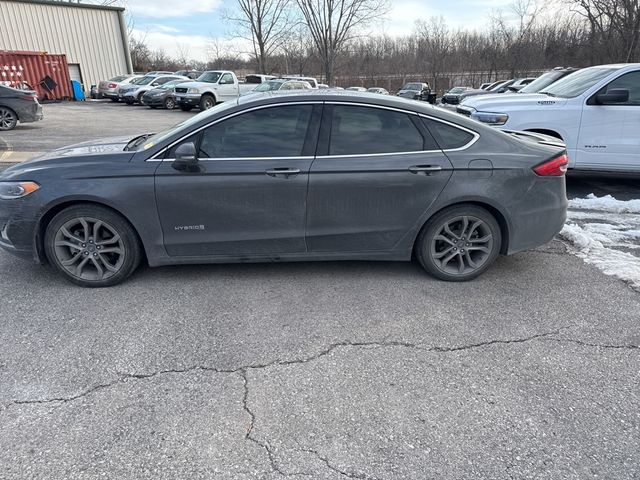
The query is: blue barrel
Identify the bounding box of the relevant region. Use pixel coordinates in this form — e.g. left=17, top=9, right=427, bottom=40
left=71, top=80, right=85, bottom=101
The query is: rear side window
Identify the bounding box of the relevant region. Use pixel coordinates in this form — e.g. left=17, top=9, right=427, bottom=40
left=328, top=105, right=431, bottom=155
left=422, top=118, right=475, bottom=150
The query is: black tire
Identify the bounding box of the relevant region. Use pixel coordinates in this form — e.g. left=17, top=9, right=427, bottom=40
left=110, top=98, right=119, bottom=103
left=415, top=204, right=501, bottom=282
left=199, top=94, right=215, bottom=111
left=179, top=105, right=193, bottom=112
left=149, top=105, right=157, bottom=109
left=124, top=100, right=134, bottom=105
left=44, top=204, right=142, bottom=288
left=137, top=93, right=145, bottom=104
left=0, top=106, right=18, bottom=131
left=164, top=97, right=176, bottom=110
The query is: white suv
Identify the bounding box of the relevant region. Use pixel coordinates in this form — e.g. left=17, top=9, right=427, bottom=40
left=458, top=64, right=640, bottom=172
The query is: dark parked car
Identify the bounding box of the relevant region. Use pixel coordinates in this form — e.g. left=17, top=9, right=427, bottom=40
left=396, top=82, right=432, bottom=101
left=0, top=85, right=43, bottom=131
left=440, top=87, right=473, bottom=105
left=141, top=79, right=185, bottom=109
left=0, top=91, right=568, bottom=287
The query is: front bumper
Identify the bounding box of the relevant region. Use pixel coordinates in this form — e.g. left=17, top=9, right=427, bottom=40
left=142, top=95, right=165, bottom=106
left=175, top=93, right=201, bottom=106
left=0, top=199, right=41, bottom=262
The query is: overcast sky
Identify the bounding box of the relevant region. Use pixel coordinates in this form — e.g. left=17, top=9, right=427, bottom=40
left=127, top=0, right=516, bottom=62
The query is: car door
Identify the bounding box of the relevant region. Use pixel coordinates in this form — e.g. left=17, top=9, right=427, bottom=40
left=305, top=103, right=454, bottom=252
left=154, top=103, right=321, bottom=256
left=576, top=70, right=640, bottom=171
left=217, top=73, right=237, bottom=102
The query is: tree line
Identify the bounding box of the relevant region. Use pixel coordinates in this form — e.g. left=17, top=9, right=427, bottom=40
left=129, top=0, right=640, bottom=93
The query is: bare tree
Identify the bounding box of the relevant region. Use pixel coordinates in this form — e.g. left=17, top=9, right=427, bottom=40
left=224, top=0, right=292, bottom=73
left=295, top=0, right=390, bottom=84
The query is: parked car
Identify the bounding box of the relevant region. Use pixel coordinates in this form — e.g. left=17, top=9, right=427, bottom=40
left=0, top=84, right=43, bottom=131
left=367, top=87, right=389, bottom=95
left=318, top=84, right=330, bottom=89
left=119, top=74, right=189, bottom=105
left=456, top=63, right=640, bottom=172
left=249, top=79, right=312, bottom=93
left=479, top=82, right=493, bottom=90
left=141, top=79, right=185, bottom=109
left=98, top=74, right=143, bottom=102
left=174, top=70, right=202, bottom=80
left=516, top=67, right=580, bottom=94
left=506, top=77, right=537, bottom=92
left=458, top=79, right=519, bottom=102
left=440, top=87, right=473, bottom=105
left=174, top=71, right=258, bottom=111
left=346, top=87, right=367, bottom=92
left=0, top=91, right=568, bottom=287
left=282, top=75, right=319, bottom=89
left=244, top=74, right=277, bottom=85
left=396, top=82, right=431, bottom=100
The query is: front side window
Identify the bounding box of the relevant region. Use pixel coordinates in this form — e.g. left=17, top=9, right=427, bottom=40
left=220, top=73, right=234, bottom=85
left=198, top=105, right=313, bottom=158
left=328, top=105, right=429, bottom=156
left=593, top=71, right=640, bottom=105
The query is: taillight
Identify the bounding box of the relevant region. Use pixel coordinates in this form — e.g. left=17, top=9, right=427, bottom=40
left=108, top=83, right=117, bottom=88
left=533, top=153, right=568, bottom=176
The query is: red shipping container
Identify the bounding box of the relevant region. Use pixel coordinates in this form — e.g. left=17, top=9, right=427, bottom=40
left=0, top=50, right=73, bottom=101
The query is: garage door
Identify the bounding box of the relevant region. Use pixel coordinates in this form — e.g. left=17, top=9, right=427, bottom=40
left=68, top=64, right=82, bottom=84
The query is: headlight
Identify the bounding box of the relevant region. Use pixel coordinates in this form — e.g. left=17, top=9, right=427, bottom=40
left=470, top=111, right=509, bottom=125
left=0, top=181, right=40, bottom=199
left=187, top=88, right=200, bottom=94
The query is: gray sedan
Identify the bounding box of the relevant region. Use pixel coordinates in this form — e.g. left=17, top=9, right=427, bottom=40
left=0, top=91, right=567, bottom=287
left=0, top=85, right=43, bottom=131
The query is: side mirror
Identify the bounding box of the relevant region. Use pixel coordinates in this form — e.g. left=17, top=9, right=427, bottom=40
left=596, top=88, right=629, bottom=104
left=172, top=142, right=198, bottom=171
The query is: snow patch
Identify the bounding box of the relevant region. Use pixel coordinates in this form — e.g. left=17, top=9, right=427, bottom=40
left=561, top=193, right=640, bottom=290
left=568, top=194, right=640, bottom=214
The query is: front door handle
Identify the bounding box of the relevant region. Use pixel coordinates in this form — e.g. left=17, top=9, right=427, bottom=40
left=409, top=165, right=443, bottom=175
left=265, top=167, right=301, bottom=178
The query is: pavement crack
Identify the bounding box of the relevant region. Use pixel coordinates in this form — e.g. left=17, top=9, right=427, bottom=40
left=428, top=329, right=567, bottom=353
left=544, top=337, right=640, bottom=350
left=300, top=448, right=382, bottom=480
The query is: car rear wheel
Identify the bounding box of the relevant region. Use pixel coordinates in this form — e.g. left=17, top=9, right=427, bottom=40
left=164, top=97, right=176, bottom=110
left=415, top=205, right=501, bottom=282
left=0, top=106, right=18, bottom=131
left=199, top=95, right=215, bottom=111
left=44, top=205, right=142, bottom=287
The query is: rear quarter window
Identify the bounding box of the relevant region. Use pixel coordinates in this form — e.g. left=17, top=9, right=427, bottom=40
left=422, top=118, right=475, bottom=150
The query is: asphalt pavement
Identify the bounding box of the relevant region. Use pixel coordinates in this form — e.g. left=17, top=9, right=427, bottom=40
left=1, top=102, right=639, bottom=479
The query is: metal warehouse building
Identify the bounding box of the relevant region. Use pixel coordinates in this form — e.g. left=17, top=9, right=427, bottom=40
left=0, top=0, right=132, bottom=92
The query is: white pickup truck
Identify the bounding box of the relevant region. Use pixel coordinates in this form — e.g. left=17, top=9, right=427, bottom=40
left=174, top=71, right=274, bottom=111
left=457, top=64, right=640, bottom=172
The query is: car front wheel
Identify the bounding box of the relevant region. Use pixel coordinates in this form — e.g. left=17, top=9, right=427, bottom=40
left=199, top=95, right=215, bottom=111
left=44, top=205, right=142, bottom=287
left=0, top=106, right=18, bottom=131
left=415, top=205, right=501, bottom=281
left=164, top=97, right=176, bottom=109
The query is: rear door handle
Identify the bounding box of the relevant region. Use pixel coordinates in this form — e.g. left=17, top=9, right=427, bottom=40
left=409, top=165, right=443, bottom=175
left=265, top=167, right=301, bottom=178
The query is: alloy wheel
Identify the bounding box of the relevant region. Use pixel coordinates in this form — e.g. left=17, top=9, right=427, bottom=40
left=165, top=98, right=175, bottom=109
left=53, top=217, right=126, bottom=281
left=0, top=107, right=17, bottom=130
left=430, top=215, right=493, bottom=275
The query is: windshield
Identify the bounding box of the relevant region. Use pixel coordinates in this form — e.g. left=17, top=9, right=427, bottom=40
left=109, top=75, right=128, bottom=82
left=519, top=71, right=565, bottom=93
left=196, top=72, right=222, bottom=83
left=253, top=81, right=284, bottom=92
left=129, top=77, right=146, bottom=85
left=136, top=76, right=156, bottom=86
left=489, top=81, right=509, bottom=91
left=540, top=67, right=619, bottom=98
left=449, top=87, right=465, bottom=94
left=403, top=83, right=422, bottom=91
left=158, top=80, right=184, bottom=90
left=140, top=101, right=239, bottom=151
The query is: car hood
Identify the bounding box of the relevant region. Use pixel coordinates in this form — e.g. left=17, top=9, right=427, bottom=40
left=460, top=93, right=568, bottom=111
left=175, top=81, right=215, bottom=89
